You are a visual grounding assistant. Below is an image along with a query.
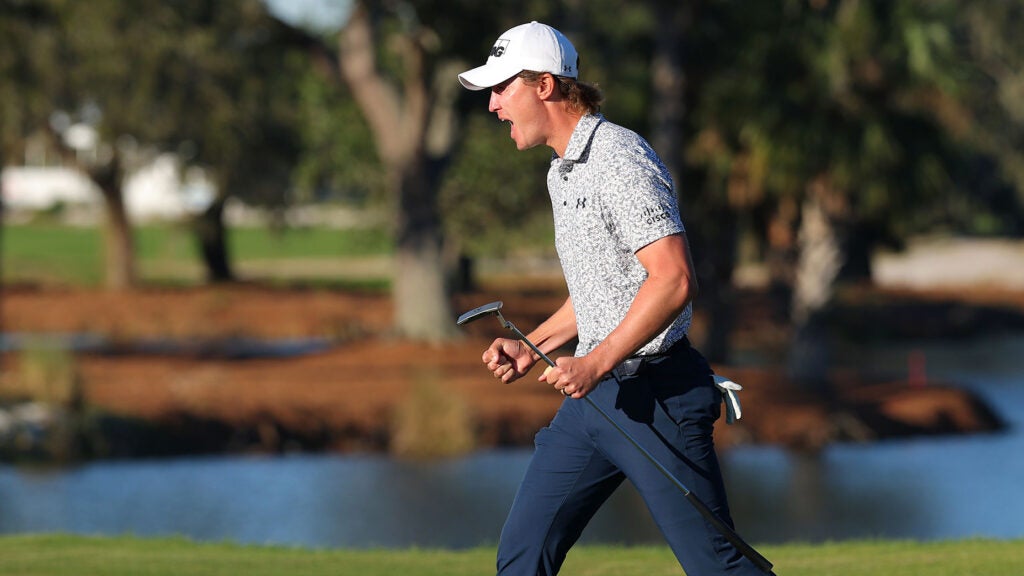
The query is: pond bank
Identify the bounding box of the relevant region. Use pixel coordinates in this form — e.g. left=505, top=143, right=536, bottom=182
left=0, top=284, right=1015, bottom=462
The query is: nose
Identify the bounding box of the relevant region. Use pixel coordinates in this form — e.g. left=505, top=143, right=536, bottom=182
left=488, top=90, right=500, bottom=113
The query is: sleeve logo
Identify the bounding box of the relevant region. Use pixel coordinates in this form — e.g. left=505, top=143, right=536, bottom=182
left=641, top=205, right=671, bottom=225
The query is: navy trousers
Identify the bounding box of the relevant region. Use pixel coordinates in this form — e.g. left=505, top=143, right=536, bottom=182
left=495, top=341, right=763, bottom=576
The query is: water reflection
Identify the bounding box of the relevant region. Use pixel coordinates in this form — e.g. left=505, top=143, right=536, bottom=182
left=722, top=372, right=1024, bottom=543
left=0, top=332, right=332, bottom=359
left=0, top=451, right=663, bottom=548
left=1, top=336, right=1022, bottom=548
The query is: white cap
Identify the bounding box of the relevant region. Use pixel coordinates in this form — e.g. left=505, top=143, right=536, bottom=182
left=458, top=21, right=578, bottom=91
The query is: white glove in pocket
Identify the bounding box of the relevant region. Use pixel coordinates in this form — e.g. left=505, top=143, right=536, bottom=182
left=713, top=375, right=743, bottom=424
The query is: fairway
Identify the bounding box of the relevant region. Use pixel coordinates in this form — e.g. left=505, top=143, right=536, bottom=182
left=0, top=535, right=1021, bottom=576
left=1, top=223, right=393, bottom=286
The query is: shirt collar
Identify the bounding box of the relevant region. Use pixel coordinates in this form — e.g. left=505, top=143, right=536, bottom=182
left=560, top=113, right=604, bottom=162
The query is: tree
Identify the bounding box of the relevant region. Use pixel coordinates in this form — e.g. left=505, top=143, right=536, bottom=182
left=3, top=0, right=315, bottom=287
left=0, top=2, right=62, bottom=166
left=685, top=0, right=1024, bottom=380
left=645, top=0, right=746, bottom=363
left=181, top=3, right=317, bottom=282
left=335, top=2, right=458, bottom=340
left=0, top=1, right=62, bottom=329
left=0, top=0, right=141, bottom=288
left=326, top=1, right=567, bottom=340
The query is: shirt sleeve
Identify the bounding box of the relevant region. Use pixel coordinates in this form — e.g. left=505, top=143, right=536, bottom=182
left=602, top=137, right=685, bottom=254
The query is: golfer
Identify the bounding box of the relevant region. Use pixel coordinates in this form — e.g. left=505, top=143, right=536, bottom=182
left=459, top=21, right=761, bottom=576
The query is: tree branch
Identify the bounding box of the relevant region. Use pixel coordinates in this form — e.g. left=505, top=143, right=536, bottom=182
left=337, top=3, right=404, bottom=165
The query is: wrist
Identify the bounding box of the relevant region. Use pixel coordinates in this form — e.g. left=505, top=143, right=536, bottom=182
left=585, top=345, right=620, bottom=377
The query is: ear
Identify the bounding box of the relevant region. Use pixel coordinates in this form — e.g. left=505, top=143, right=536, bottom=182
left=536, top=73, right=557, bottom=100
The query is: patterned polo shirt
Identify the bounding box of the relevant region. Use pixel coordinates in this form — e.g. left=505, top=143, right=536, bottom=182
left=548, top=113, right=692, bottom=357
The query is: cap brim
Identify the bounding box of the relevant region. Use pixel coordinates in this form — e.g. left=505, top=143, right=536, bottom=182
left=458, top=62, right=521, bottom=91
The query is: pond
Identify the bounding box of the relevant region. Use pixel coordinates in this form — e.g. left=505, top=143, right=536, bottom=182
left=1, top=335, right=1022, bottom=548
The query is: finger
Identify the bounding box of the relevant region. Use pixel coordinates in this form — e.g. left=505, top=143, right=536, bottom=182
left=486, top=351, right=507, bottom=370
left=483, top=340, right=509, bottom=365
left=483, top=349, right=498, bottom=364
left=493, top=362, right=512, bottom=378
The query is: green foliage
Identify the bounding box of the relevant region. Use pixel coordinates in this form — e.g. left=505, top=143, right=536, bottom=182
left=687, top=0, right=1023, bottom=241
left=292, top=69, right=385, bottom=205
left=3, top=0, right=1023, bottom=296
left=3, top=0, right=317, bottom=206
left=0, top=535, right=1022, bottom=576
left=0, top=1, right=61, bottom=164
left=440, top=112, right=554, bottom=258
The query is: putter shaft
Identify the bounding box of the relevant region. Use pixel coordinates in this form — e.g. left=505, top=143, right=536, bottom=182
left=456, top=301, right=774, bottom=575
left=501, top=319, right=775, bottom=575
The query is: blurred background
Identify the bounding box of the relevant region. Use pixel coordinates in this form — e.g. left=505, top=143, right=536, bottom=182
left=1, top=0, right=1023, bottom=550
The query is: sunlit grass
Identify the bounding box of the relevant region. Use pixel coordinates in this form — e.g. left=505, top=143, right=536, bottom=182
left=2, top=223, right=393, bottom=286
left=0, top=535, right=1022, bottom=576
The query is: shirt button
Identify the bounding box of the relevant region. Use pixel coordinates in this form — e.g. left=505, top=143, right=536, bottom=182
left=562, top=176, right=568, bottom=181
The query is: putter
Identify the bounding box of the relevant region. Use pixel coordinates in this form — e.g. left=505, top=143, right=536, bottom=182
left=457, top=301, right=775, bottom=575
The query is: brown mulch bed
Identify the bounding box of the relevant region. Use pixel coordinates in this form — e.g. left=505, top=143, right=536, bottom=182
left=1, top=282, right=1013, bottom=459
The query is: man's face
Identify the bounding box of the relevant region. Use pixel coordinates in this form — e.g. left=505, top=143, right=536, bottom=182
left=488, top=74, right=546, bottom=151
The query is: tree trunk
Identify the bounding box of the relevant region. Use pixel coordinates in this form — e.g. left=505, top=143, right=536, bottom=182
left=42, top=123, right=136, bottom=290
left=92, top=156, right=136, bottom=290
left=788, top=177, right=847, bottom=388
left=690, top=207, right=739, bottom=363
left=650, top=1, right=688, bottom=172
left=1, top=184, right=5, bottom=337
left=650, top=1, right=739, bottom=362
left=194, top=195, right=234, bottom=283
left=766, top=195, right=800, bottom=324
left=837, top=220, right=875, bottom=283
left=338, top=3, right=457, bottom=341
left=391, top=161, right=457, bottom=341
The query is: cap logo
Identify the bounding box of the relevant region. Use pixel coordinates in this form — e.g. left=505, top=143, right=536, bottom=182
left=490, top=39, right=510, bottom=58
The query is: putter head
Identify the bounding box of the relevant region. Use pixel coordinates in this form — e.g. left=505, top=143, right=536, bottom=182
left=456, top=301, right=505, bottom=326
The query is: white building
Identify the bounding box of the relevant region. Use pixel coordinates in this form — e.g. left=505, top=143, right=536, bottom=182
left=2, top=126, right=214, bottom=223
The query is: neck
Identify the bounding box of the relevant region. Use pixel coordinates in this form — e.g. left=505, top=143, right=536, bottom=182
left=547, top=109, right=585, bottom=158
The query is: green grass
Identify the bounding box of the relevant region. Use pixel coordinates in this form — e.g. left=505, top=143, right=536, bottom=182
left=0, top=535, right=1021, bottom=576
left=1, top=223, right=393, bottom=286
left=1, top=224, right=103, bottom=284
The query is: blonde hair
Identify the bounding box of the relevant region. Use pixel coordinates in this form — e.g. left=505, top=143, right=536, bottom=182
left=519, top=70, right=604, bottom=116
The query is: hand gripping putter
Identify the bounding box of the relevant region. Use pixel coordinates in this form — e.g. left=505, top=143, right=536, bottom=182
left=457, top=301, right=775, bottom=575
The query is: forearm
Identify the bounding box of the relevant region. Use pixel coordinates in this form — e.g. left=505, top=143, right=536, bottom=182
left=587, top=234, right=697, bottom=375
left=525, top=297, right=578, bottom=360
left=589, top=277, right=692, bottom=375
